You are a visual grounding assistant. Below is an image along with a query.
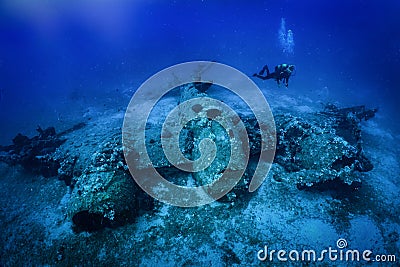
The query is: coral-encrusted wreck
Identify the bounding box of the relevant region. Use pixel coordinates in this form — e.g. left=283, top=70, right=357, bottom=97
left=0, top=83, right=377, bottom=231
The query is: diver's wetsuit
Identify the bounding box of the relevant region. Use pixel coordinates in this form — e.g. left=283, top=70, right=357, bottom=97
left=253, top=64, right=294, bottom=87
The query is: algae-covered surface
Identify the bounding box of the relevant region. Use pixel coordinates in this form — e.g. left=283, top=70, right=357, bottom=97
left=0, top=87, right=399, bottom=266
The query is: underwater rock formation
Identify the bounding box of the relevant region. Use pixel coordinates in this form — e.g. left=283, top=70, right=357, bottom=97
left=274, top=114, right=361, bottom=189
left=0, top=126, right=66, bottom=177
left=174, top=83, right=262, bottom=202
left=0, top=122, right=154, bottom=232
left=57, top=129, right=153, bottom=232
left=179, top=84, right=231, bottom=186
left=272, top=104, right=376, bottom=189
left=68, top=170, right=152, bottom=232
left=174, top=84, right=376, bottom=192
left=173, top=83, right=376, bottom=193
left=0, top=84, right=377, bottom=231
left=279, top=18, right=295, bottom=55
left=158, top=83, right=377, bottom=198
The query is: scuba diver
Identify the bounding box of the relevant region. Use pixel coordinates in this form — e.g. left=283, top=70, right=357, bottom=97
left=253, top=64, right=295, bottom=87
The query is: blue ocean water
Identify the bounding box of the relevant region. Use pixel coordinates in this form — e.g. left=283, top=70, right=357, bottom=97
left=0, top=0, right=399, bottom=143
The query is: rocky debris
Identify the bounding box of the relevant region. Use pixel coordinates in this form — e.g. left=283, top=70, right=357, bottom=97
left=321, top=104, right=376, bottom=148
left=145, top=123, right=173, bottom=169
left=68, top=170, right=153, bottom=232
left=273, top=107, right=375, bottom=189
left=172, top=83, right=376, bottom=193
left=0, top=85, right=378, bottom=231
left=321, top=104, right=376, bottom=172
left=322, top=104, right=378, bottom=122
left=0, top=123, right=87, bottom=180
left=175, top=83, right=256, bottom=201
left=0, top=126, right=66, bottom=177
left=59, top=128, right=153, bottom=232
left=0, top=120, right=154, bottom=232
left=174, top=84, right=376, bottom=193
left=68, top=132, right=153, bottom=231
left=179, top=84, right=230, bottom=186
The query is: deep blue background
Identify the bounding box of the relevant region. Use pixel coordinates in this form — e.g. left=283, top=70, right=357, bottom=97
left=0, top=0, right=399, bottom=143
